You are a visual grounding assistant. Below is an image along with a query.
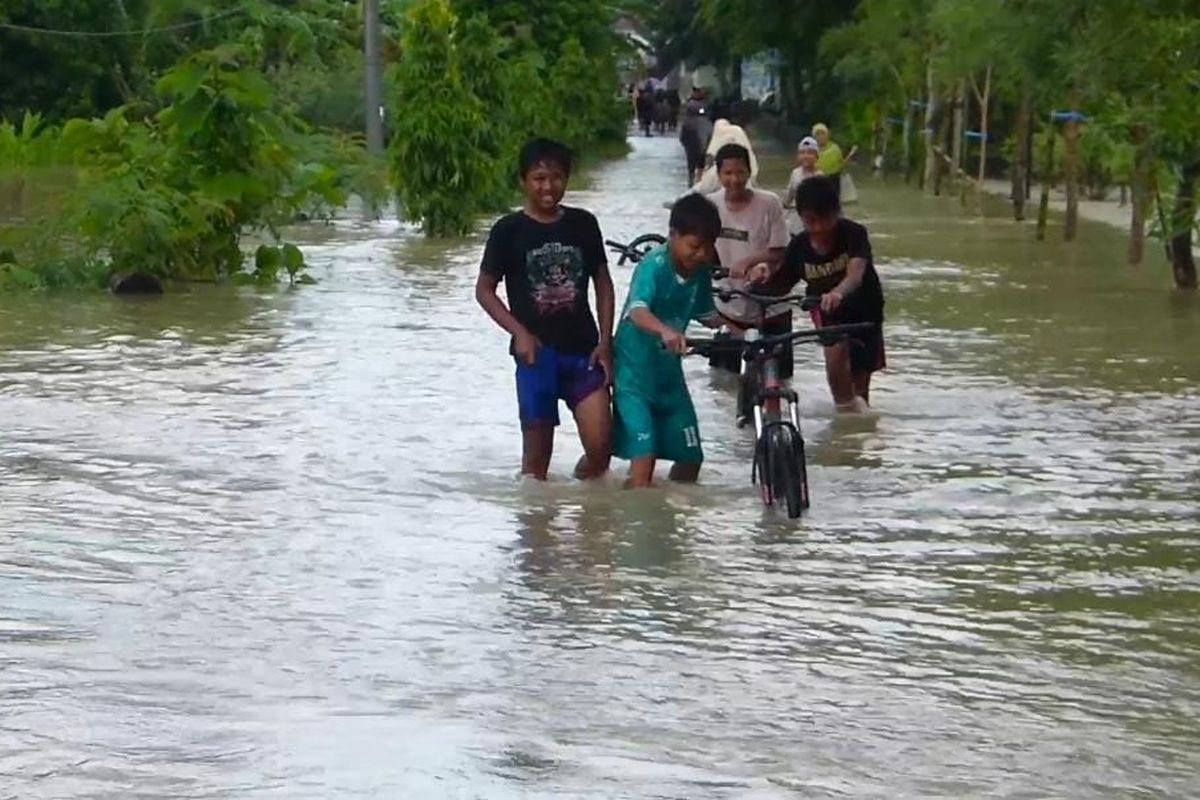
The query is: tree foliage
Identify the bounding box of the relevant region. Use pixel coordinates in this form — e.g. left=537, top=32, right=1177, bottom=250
left=388, top=0, right=489, bottom=236
left=387, top=0, right=628, bottom=236
left=2, top=44, right=356, bottom=291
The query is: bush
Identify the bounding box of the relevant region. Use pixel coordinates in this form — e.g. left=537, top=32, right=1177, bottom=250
left=387, top=0, right=628, bottom=236
left=387, top=0, right=490, bottom=236
left=1, top=46, right=365, bottom=291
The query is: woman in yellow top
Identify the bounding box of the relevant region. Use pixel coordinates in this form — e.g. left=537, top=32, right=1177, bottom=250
left=812, top=123, right=858, bottom=203
left=812, top=123, right=844, bottom=175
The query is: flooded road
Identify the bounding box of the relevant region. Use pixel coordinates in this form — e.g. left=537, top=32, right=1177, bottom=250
left=2, top=135, right=1199, bottom=798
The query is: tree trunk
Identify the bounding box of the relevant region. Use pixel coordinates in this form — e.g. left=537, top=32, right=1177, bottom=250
left=1036, top=115, right=1055, bottom=241
left=973, top=65, right=992, bottom=201
left=902, top=103, right=914, bottom=184
left=922, top=58, right=937, bottom=191
left=880, top=115, right=890, bottom=176
left=872, top=99, right=885, bottom=173
left=1063, top=95, right=1081, bottom=241
left=1012, top=86, right=1031, bottom=220
left=1170, top=157, right=1199, bottom=289
left=1128, top=124, right=1151, bottom=265
left=730, top=57, right=744, bottom=101
left=933, top=90, right=951, bottom=196
left=951, top=80, right=965, bottom=173
left=1025, top=108, right=1035, bottom=200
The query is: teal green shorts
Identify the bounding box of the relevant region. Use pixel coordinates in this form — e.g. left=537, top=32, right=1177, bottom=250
left=613, top=385, right=704, bottom=464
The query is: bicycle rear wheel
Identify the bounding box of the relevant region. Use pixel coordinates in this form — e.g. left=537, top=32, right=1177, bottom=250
left=621, top=233, right=666, bottom=265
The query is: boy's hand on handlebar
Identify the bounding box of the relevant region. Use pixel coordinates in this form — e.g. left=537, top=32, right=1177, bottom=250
left=728, top=256, right=758, bottom=280
left=821, top=290, right=845, bottom=314
left=660, top=329, right=687, bottom=355
left=514, top=329, right=541, bottom=365
left=746, top=262, right=772, bottom=285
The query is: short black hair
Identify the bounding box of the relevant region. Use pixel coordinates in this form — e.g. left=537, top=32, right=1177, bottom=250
left=669, top=193, right=722, bottom=243
left=714, top=143, right=750, bottom=171
left=795, top=174, right=841, bottom=217
left=518, top=138, right=572, bottom=178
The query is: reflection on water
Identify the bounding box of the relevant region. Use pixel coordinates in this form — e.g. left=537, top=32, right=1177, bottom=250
left=1, top=135, right=1199, bottom=798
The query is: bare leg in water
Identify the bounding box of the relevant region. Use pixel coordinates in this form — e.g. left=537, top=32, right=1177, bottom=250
left=572, top=388, right=612, bottom=479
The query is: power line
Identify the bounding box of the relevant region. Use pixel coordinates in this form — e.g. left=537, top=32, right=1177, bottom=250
left=0, top=4, right=251, bottom=38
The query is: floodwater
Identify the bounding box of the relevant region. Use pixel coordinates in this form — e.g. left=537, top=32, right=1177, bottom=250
left=2, top=135, right=1199, bottom=799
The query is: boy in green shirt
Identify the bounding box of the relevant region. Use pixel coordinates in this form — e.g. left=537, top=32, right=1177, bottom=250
left=614, top=194, right=724, bottom=488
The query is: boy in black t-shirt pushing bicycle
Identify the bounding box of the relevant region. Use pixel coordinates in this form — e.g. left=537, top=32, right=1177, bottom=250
left=759, top=175, right=886, bottom=412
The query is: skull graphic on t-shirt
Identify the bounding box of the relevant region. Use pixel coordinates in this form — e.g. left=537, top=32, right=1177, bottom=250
left=525, top=241, right=583, bottom=314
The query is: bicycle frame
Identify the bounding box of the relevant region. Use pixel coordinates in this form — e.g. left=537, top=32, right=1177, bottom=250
left=743, top=328, right=802, bottom=441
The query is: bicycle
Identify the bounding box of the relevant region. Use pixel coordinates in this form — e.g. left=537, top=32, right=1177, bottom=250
left=685, top=293, right=876, bottom=518
left=605, top=234, right=666, bottom=266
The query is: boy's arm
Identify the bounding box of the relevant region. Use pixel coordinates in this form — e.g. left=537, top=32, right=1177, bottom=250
left=629, top=307, right=687, bottom=354
left=625, top=261, right=686, bottom=354
left=475, top=272, right=539, bottom=364
left=591, top=260, right=615, bottom=382
left=822, top=224, right=871, bottom=313
left=691, top=264, right=722, bottom=329
left=583, top=213, right=615, bottom=380
left=741, top=198, right=790, bottom=282
left=593, top=260, right=615, bottom=345
left=477, top=220, right=539, bottom=364
left=828, top=259, right=867, bottom=299
left=783, top=172, right=799, bottom=209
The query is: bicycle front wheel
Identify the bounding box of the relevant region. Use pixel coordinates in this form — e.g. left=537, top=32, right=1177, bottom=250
left=767, top=426, right=806, bottom=518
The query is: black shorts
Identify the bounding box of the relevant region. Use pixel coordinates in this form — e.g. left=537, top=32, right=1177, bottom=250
left=848, top=326, right=885, bottom=374
left=816, top=312, right=885, bottom=375
left=708, top=314, right=794, bottom=379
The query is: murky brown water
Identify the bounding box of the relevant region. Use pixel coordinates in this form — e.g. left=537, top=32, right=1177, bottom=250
left=2, top=135, right=1199, bottom=798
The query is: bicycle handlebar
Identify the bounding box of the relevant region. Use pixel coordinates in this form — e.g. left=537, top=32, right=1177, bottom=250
left=683, top=321, right=876, bottom=357
left=713, top=288, right=819, bottom=312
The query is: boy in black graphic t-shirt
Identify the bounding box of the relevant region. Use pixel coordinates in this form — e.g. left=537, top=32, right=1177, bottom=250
left=476, top=138, right=615, bottom=480
left=768, top=176, right=885, bottom=411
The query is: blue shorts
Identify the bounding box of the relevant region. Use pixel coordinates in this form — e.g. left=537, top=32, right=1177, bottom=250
left=515, top=346, right=607, bottom=429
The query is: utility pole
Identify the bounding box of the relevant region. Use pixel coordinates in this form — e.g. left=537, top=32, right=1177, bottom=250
left=364, top=0, right=384, bottom=156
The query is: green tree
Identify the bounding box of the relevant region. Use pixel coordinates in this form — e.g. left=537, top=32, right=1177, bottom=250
left=387, top=0, right=488, bottom=236
left=699, top=0, right=858, bottom=119
left=822, top=0, right=928, bottom=177
left=1063, top=0, right=1200, bottom=279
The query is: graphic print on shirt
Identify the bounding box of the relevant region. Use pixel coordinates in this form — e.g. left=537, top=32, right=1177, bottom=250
left=718, top=226, right=750, bottom=243
left=805, top=252, right=849, bottom=283
left=525, top=241, right=583, bottom=315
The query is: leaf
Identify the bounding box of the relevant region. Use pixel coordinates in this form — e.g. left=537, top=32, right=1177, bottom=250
left=157, top=61, right=209, bottom=102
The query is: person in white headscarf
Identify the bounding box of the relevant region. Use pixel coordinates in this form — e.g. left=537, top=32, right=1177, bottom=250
left=689, top=119, right=758, bottom=196
left=783, top=136, right=823, bottom=209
